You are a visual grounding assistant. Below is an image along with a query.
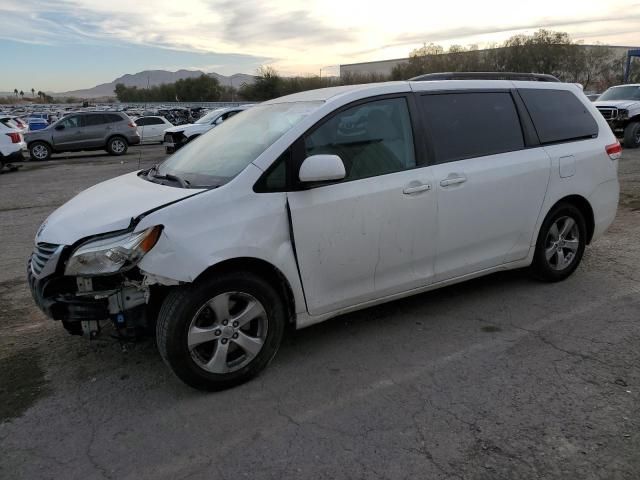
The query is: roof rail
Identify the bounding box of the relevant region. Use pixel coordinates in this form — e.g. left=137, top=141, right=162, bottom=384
left=410, top=72, right=561, bottom=82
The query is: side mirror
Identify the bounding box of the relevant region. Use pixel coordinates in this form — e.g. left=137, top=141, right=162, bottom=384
left=55, top=124, right=65, bottom=131
left=299, top=154, right=346, bottom=183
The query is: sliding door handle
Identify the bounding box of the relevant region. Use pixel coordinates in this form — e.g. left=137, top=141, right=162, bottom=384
left=440, top=175, right=467, bottom=187
left=403, top=183, right=431, bottom=195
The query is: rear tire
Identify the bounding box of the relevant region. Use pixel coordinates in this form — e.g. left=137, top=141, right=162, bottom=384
left=29, top=141, right=52, bottom=161
left=623, top=122, right=640, bottom=149
left=106, top=136, right=128, bottom=156
left=530, top=203, right=587, bottom=282
left=156, top=272, right=286, bottom=391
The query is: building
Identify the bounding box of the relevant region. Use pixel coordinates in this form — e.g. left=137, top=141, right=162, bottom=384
left=340, top=45, right=638, bottom=78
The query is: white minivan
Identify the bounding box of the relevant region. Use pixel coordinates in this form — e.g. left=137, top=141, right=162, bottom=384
left=29, top=78, right=620, bottom=390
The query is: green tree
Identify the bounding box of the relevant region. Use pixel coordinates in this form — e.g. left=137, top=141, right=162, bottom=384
left=239, top=66, right=283, bottom=101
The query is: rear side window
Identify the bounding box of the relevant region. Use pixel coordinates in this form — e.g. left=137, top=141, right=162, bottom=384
left=420, top=92, right=524, bottom=163
left=84, top=115, right=106, bottom=126
left=519, top=89, right=598, bottom=144
left=148, top=117, right=165, bottom=125
left=136, top=117, right=150, bottom=126
left=106, top=114, right=124, bottom=123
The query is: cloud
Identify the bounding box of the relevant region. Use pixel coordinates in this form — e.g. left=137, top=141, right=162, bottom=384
left=350, top=12, right=640, bottom=56
left=2, top=0, right=639, bottom=79
left=214, top=0, right=355, bottom=46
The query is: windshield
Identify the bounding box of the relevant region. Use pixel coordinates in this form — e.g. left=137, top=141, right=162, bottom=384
left=158, top=101, right=322, bottom=187
left=194, top=109, right=224, bottom=124
left=598, top=86, right=640, bottom=101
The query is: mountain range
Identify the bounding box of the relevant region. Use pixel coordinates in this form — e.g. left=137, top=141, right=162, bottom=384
left=46, top=70, right=256, bottom=98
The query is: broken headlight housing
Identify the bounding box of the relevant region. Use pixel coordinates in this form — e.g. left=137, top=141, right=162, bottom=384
left=65, top=226, right=162, bottom=276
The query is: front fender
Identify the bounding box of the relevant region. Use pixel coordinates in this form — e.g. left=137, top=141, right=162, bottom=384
left=136, top=164, right=306, bottom=314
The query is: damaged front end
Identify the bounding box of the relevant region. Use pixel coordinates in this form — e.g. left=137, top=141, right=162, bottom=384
left=27, top=225, right=167, bottom=338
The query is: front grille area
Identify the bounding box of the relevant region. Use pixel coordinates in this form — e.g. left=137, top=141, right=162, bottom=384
left=597, top=107, right=618, bottom=121
left=31, top=242, right=60, bottom=276
left=163, top=133, right=173, bottom=143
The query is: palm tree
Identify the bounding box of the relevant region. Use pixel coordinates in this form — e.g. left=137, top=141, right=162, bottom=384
left=37, top=90, right=43, bottom=101
left=31, top=88, right=35, bottom=98
left=13, top=88, right=18, bottom=97
left=19, top=90, right=24, bottom=99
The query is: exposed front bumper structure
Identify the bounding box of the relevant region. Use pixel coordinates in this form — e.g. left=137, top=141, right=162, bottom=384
left=27, top=250, right=150, bottom=337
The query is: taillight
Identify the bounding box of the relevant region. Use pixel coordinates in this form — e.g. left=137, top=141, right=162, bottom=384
left=6, top=132, right=21, bottom=143
left=128, top=122, right=137, bottom=128
left=605, top=142, right=622, bottom=160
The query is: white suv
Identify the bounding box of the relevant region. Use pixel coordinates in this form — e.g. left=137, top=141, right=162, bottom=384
left=0, top=122, right=26, bottom=168
left=29, top=79, right=620, bottom=390
left=163, top=105, right=251, bottom=153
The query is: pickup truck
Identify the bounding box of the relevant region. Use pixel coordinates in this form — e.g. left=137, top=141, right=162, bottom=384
left=594, top=84, right=640, bottom=148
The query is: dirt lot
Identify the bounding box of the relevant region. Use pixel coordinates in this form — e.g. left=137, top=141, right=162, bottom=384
left=1, top=146, right=639, bottom=479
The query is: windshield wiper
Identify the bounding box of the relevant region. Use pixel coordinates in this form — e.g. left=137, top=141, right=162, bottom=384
left=146, top=164, right=190, bottom=188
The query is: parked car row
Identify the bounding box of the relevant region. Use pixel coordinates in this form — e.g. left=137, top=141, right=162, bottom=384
left=162, top=105, right=251, bottom=153
left=25, top=112, right=141, bottom=160
left=14, top=105, right=253, bottom=161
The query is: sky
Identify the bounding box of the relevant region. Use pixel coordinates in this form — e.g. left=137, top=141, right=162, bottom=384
left=1, top=0, right=639, bottom=92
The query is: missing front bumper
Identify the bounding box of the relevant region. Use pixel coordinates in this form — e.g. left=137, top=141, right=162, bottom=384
left=28, top=263, right=149, bottom=337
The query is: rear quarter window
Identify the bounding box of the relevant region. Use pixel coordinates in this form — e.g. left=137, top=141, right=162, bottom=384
left=106, top=114, right=125, bottom=123
left=519, top=89, right=598, bottom=144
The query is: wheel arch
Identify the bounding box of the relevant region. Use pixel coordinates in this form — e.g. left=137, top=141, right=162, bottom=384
left=546, top=194, right=595, bottom=244
left=27, top=139, right=53, bottom=149
left=106, top=133, right=128, bottom=145
left=193, top=257, right=297, bottom=324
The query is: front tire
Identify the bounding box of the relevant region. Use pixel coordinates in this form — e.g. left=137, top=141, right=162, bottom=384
left=530, top=203, right=587, bottom=282
left=106, top=136, right=128, bottom=156
left=623, top=122, right=640, bottom=149
left=29, top=141, right=52, bottom=161
left=156, top=272, right=286, bottom=391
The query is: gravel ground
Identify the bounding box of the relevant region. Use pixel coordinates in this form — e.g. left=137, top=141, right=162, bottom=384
left=0, top=146, right=639, bottom=480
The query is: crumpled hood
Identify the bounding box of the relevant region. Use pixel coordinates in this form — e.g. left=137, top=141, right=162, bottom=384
left=594, top=100, right=640, bottom=110
left=165, top=124, right=194, bottom=133
left=36, top=171, right=203, bottom=245
left=165, top=123, right=213, bottom=137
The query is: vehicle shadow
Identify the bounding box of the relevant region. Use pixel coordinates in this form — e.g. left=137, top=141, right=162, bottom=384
left=278, top=268, right=533, bottom=357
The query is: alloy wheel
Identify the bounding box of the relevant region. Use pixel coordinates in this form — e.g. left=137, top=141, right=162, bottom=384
left=544, top=216, right=580, bottom=271
left=32, top=145, right=48, bottom=160
left=187, top=292, right=268, bottom=374
left=111, top=139, right=126, bottom=154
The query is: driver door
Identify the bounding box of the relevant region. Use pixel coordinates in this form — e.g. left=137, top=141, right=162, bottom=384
left=286, top=96, right=438, bottom=316
left=53, top=114, right=85, bottom=149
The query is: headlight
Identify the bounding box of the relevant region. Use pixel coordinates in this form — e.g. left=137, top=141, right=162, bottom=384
left=65, top=226, right=162, bottom=276
left=618, top=109, right=629, bottom=120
